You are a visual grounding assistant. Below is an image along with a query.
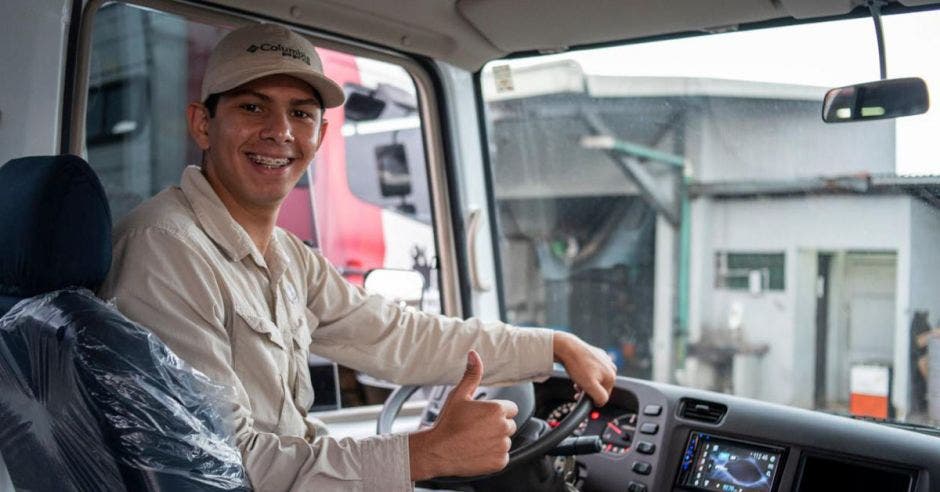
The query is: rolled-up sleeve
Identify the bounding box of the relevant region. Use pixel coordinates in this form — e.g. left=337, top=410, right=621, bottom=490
left=304, top=250, right=555, bottom=387
left=100, top=228, right=413, bottom=491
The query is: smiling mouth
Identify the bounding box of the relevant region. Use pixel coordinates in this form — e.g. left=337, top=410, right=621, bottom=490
left=246, top=152, right=294, bottom=169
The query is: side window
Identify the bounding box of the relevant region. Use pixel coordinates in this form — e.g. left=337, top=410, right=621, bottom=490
left=715, top=252, right=786, bottom=291
left=86, top=3, right=441, bottom=408
left=314, top=51, right=440, bottom=316
left=86, top=4, right=227, bottom=220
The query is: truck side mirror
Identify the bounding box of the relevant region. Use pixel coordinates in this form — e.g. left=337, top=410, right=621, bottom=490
left=376, top=143, right=412, bottom=198
left=363, top=268, right=425, bottom=310
left=344, top=86, right=386, bottom=121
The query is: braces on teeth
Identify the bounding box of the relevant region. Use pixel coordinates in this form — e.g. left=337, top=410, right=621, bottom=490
left=248, top=154, right=291, bottom=168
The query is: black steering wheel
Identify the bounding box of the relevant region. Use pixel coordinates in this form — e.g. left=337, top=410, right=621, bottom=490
left=377, top=383, right=593, bottom=482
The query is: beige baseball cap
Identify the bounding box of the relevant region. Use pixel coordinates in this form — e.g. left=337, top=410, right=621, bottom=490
left=200, top=23, right=345, bottom=108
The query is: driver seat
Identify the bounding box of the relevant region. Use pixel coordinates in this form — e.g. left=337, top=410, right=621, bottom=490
left=0, top=155, right=249, bottom=491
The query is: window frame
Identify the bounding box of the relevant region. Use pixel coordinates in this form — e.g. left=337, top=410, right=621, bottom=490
left=715, top=251, right=787, bottom=292
left=67, top=0, right=464, bottom=318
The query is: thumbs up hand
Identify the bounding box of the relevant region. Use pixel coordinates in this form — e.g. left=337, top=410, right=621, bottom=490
left=408, top=351, right=519, bottom=481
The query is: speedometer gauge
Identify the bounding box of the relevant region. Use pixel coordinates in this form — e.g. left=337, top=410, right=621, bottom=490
left=600, top=412, right=637, bottom=455
left=546, top=401, right=588, bottom=435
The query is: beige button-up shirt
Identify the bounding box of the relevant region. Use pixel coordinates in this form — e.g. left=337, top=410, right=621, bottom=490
left=98, top=166, right=555, bottom=491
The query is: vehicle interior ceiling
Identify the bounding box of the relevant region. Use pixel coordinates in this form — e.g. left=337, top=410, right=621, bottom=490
left=207, top=0, right=939, bottom=72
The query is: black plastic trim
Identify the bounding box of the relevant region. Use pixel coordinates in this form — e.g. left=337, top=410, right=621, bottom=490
left=794, top=450, right=917, bottom=492
left=59, top=0, right=83, bottom=154
left=677, top=398, right=728, bottom=424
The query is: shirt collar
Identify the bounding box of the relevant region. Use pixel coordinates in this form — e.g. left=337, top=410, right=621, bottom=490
left=179, top=165, right=263, bottom=265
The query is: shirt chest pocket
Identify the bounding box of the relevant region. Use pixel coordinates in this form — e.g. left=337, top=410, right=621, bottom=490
left=233, top=306, right=289, bottom=372
left=232, top=306, right=293, bottom=430
left=235, top=308, right=287, bottom=350
left=287, top=308, right=315, bottom=411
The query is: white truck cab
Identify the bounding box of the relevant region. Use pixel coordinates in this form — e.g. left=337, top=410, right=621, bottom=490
left=2, top=1, right=940, bottom=491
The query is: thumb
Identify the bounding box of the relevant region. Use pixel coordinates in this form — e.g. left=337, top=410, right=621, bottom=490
left=451, top=350, right=483, bottom=400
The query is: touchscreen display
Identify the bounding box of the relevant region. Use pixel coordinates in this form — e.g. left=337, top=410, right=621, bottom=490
left=676, top=432, right=784, bottom=492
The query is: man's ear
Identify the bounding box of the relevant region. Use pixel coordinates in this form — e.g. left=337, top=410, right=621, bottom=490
left=186, top=102, right=212, bottom=150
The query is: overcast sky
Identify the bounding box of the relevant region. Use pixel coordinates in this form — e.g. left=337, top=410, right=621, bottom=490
left=492, top=10, right=940, bottom=176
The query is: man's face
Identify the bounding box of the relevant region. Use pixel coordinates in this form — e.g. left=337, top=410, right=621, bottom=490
left=188, top=74, right=328, bottom=214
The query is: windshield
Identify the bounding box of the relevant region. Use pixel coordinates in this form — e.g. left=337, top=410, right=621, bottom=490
left=480, top=8, right=940, bottom=427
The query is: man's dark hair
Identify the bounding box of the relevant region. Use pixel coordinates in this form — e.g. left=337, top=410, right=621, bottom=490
left=202, top=88, right=324, bottom=118
left=204, top=93, right=222, bottom=118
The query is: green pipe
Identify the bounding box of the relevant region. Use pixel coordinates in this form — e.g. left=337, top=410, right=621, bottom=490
left=610, top=140, right=686, bottom=168
left=677, top=175, right=691, bottom=369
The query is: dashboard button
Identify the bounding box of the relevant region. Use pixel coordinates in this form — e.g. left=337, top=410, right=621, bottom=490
left=628, top=481, right=647, bottom=492
left=643, top=404, right=662, bottom=416
left=640, top=422, right=659, bottom=434
left=632, top=461, right=652, bottom=475
left=636, top=441, right=655, bottom=454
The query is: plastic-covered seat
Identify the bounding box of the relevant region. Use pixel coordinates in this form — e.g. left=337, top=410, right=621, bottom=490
left=0, top=155, right=250, bottom=491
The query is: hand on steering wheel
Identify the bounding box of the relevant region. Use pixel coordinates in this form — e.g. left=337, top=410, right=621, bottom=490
left=377, top=351, right=593, bottom=483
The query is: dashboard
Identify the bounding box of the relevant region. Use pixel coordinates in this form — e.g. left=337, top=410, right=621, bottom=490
left=533, top=371, right=940, bottom=492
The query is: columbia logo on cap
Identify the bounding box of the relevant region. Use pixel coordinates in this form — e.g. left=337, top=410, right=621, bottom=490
left=244, top=43, right=311, bottom=66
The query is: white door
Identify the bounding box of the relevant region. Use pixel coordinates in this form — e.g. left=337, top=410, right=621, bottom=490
left=834, top=253, right=897, bottom=400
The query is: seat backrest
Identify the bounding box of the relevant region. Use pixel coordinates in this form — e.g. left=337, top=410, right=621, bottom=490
left=0, top=289, right=250, bottom=491
left=0, top=156, right=249, bottom=491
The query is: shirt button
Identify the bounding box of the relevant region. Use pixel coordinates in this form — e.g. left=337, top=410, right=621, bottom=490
left=285, top=283, right=298, bottom=303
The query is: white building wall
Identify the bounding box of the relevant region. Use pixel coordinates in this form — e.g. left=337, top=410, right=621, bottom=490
left=687, top=198, right=713, bottom=343
left=653, top=216, right=676, bottom=384
left=688, top=195, right=910, bottom=407
left=792, top=249, right=819, bottom=408
left=693, top=98, right=895, bottom=182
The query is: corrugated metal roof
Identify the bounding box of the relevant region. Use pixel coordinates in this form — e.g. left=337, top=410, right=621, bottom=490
left=691, top=174, right=940, bottom=210
left=482, top=61, right=827, bottom=102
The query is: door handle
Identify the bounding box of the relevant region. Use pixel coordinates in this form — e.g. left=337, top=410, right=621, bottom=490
left=466, top=208, right=492, bottom=292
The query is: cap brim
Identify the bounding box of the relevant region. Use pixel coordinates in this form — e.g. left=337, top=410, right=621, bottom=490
left=203, top=67, right=346, bottom=108
left=276, top=70, right=346, bottom=108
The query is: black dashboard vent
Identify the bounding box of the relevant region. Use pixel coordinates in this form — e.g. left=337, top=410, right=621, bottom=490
left=678, top=398, right=727, bottom=424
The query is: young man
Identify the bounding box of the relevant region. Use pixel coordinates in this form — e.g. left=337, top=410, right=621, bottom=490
left=100, top=23, right=616, bottom=491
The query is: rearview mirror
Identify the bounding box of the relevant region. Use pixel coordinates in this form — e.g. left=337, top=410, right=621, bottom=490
left=363, top=268, right=425, bottom=310
left=822, top=77, right=929, bottom=123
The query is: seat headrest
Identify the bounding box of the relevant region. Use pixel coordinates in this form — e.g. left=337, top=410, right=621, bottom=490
left=0, top=155, right=112, bottom=306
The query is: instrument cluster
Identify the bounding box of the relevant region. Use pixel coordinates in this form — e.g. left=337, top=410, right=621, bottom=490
left=545, top=401, right=637, bottom=456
